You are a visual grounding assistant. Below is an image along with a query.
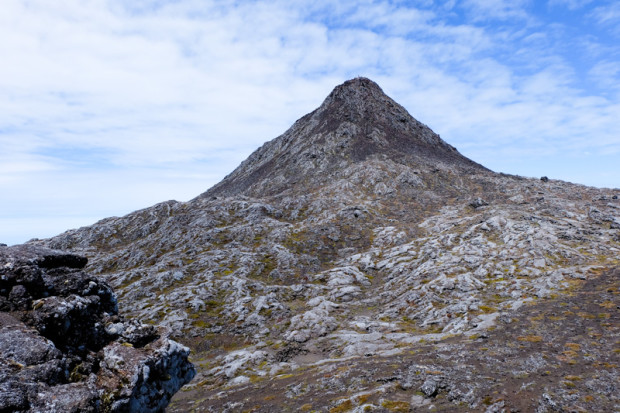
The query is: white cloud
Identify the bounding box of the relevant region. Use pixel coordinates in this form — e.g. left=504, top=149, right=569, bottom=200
left=588, top=61, right=620, bottom=95
left=1, top=0, right=619, bottom=245
left=590, top=2, right=620, bottom=25
left=460, top=0, right=531, bottom=21
left=344, top=2, right=435, bottom=36
left=548, top=0, right=593, bottom=10
left=587, top=3, right=620, bottom=39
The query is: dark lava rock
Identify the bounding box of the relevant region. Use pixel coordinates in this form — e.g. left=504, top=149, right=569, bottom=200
left=0, top=244, right=195, bottom=412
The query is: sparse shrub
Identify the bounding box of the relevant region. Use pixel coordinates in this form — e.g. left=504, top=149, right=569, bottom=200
left=381, top=400, right=411, bottom=412
left=517, top=335, right=543, bottom=342
left=329, top=399, right=352, bottom=413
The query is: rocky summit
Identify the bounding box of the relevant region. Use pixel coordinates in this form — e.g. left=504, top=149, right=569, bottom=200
left=25, top=77, right=619, bottom=411
left=204, top=77, right=485, bottom=199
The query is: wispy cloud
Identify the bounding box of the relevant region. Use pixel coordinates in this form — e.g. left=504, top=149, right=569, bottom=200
left=1, top=0, right=619, bottom=245
left=588, top=61, right=620, bottom=95
left=548, top=0, right=594, bottom=10
left=459, top=0, right=531, bottom=21
left=589, top=2, right=620, bottom=26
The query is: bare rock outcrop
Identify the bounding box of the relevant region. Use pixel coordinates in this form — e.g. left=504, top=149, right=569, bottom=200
left=0, top=245, right=195, bottom=412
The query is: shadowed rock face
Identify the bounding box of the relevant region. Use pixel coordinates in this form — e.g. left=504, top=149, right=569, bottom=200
left=30, top=78, right=619, bottom=412
left=0, top=245, right=195, bottom=412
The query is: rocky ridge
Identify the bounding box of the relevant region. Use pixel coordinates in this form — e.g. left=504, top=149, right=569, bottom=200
left=0, top=245, right=195, bottom=412
left=31, top=78, right=619, bottom=411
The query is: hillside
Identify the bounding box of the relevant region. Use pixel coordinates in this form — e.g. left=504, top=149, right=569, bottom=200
left=36, top=78, right=619, bottom=412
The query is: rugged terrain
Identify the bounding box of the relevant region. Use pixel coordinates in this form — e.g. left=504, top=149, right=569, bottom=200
left=31, top=78, right=618, bottom=411
left=0, top=245, right=195, bottom=412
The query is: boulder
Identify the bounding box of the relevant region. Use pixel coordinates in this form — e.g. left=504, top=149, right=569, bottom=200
left=0, top=245, right=195, bottom=412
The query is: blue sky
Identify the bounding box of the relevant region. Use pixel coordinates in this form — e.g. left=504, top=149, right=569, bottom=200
left=1, top=0, right=619, bottom=245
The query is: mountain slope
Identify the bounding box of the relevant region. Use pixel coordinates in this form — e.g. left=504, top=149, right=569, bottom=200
left=35, top=78, right=619, bottom=412
left=204, top=77, right=486, bottom=198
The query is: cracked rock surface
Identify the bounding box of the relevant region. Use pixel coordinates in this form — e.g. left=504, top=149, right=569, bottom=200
left=0, top=245, right=195, bottom=412
left=30, top=78, right=619, bottom=412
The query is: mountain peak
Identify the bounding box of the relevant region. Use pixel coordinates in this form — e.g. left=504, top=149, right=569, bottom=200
left=204, top=78, right=487, bottom=198
left=337, top=76, right=382, bottom=89
left=325, top=77, right=385, bottom=102
left=315, top=77, right=410, bottom=126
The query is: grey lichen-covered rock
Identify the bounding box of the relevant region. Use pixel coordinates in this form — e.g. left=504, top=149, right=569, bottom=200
left=0, top=245, right=195, bottom=412
left=98, top=339, right=194, bottom=412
